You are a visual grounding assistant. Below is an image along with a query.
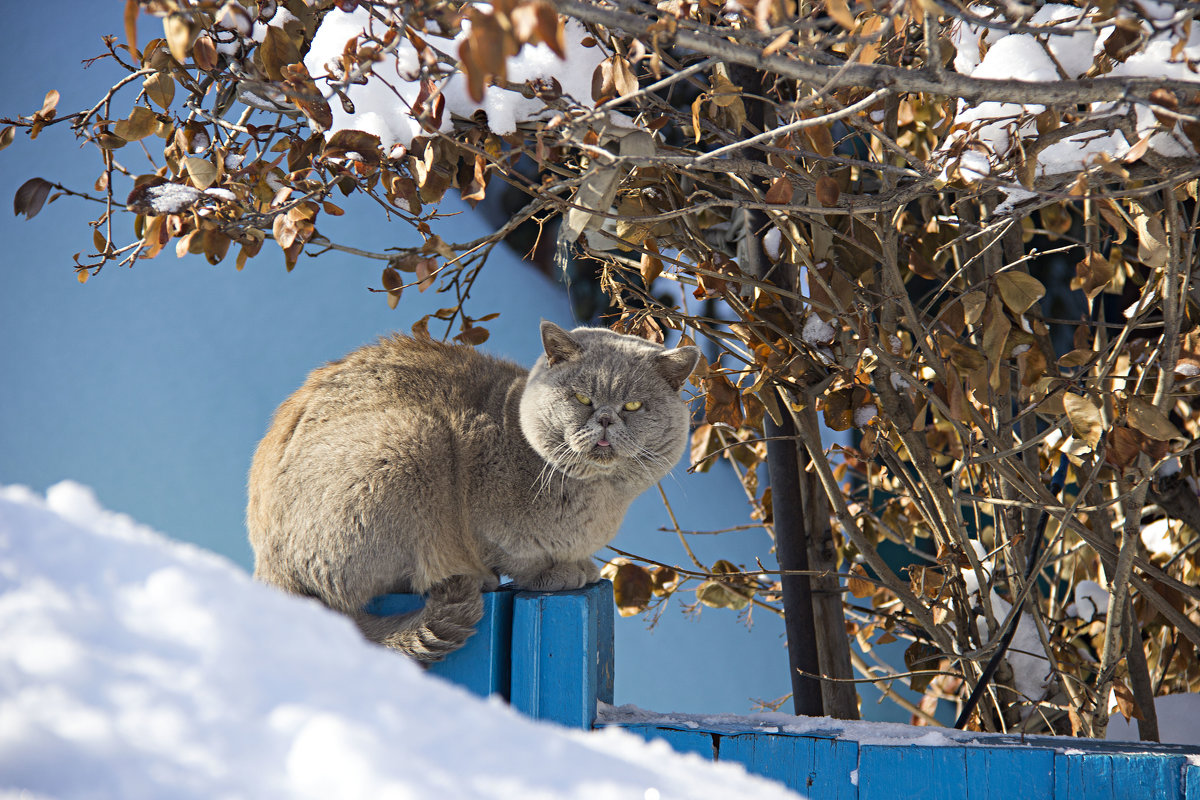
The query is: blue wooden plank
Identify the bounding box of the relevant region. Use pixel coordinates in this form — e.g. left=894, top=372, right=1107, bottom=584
left=1053, top=752, right=1183, bottom=800
left=1055, top=753, right=1112, bottom=800
left=859, top=744, right=968, bottom=800
left=364, top=589, right=514, bottom=700
left=717, top=733, right=857, bottom=799
left=807, top=737, right=861, bottom=800
left=965, top=746, right=1054, bottom=800
left=594, top=580, right=615, bottom=705
left=619, top=725, right=717, bottom=760
left=718, top=733, right=812, bottom=793
left=1109, top=754, right=1184, bottom=800
left=1187, top=765, right=1200, bottom=800
left=510, top=582, right=610, bottom=728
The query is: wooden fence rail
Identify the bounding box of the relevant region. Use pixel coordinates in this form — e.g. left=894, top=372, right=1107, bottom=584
left=368, top=581, right=1200, bottom=799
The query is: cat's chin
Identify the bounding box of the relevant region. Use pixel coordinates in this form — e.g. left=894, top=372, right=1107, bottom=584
left=552, top=455, right=621, bottom=480
left=590, top=443, right=617, bottom=461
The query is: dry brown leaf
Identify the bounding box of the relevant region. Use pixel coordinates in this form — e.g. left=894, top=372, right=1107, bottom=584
left=1127, top=396, right=1182, bottom=441
left=826, top=0, right=855, bottom=29
left=815, top=175, right=840, bottom=207
left=996, top=271, right=1046, bottom=315
left=1063, top=392, right=1104, bottom=447
left=1071, top=251, right=1115, bottom=301
left=848, top=562, right=874, bottom=598
left=163, top=13, right=194, bottom=64
left=143, top=73, right=175, bottom=110
left=765, top=176, right=794, bottom=205
left=1134, top=211, right=1169, bottom=268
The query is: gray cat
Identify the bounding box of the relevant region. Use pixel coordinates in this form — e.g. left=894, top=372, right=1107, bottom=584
left=248, top=321, right=699, bottom=662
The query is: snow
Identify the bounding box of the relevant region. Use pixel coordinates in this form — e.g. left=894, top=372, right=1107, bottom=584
left=1107, top=693, right=1200, bottom=746
left=303, top=8, right=607, bottom=149
left=943, top=3, right=1200, bottom=183
left=600, top=703, right=959, bottom=746
left=1140, top=517, right=1181, bottom=557
left=1065, top=579, right=1110, bottom=622
left=213, top=2, right=297, bottom=56
left=605, top=698, right=1200, bottom=749
left=958, top=540, right=993, bottom=596
left=801, top=314, right=835, bottom=344
left=1107, top=37, right=1200, bottom=158
left=971, top=34, right=1061, bottom=83
left=985, top=595, right=1051, bottom=704
left=992, top=186, right=1037, bottom=216
left=0, top=481, right=800, bottom=800
left=853, top=405, right=877, bottom=427
left=950, top=4, right=1004, bottom=75
left=953, top=543, right=1051, bottom=703
left=142, top=184, right=204, bottom=214
left=1037, top=130, right=1131, bottom=177
left=762, top=227, right=782, bottom=260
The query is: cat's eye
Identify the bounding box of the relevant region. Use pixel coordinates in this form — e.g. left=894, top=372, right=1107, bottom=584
left=624, top=400, right=643, bottom=411
left=575, top=393, right=592, bottom=405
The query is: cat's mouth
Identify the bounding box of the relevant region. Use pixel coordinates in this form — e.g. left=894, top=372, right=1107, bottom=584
left=590, top=440, right=617, bottom=461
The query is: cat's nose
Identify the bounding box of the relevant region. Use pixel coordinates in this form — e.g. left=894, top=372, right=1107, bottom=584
left=596, top=410, right=614, bottom=428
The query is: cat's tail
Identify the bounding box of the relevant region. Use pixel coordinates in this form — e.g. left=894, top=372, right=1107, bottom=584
left=352, top=575, right=484, bottom=663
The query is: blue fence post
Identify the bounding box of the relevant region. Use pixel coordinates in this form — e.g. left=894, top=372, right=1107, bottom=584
left=363, top=588, right=515, bottom=700
left=509, top=580, right=614, bottom=729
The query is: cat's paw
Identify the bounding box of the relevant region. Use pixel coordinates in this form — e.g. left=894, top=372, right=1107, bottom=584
left=518, top=560, right=599, bottom=592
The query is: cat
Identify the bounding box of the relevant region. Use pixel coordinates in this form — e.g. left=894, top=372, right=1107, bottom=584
left=248, top=321, right=700, bottom=662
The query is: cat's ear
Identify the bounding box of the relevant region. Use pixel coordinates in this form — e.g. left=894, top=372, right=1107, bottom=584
left=540, top=320, right=583, bottom=366
left=656, top=346, right=701, bottom=391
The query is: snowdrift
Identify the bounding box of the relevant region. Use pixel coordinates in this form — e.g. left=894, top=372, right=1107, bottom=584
left=0, top=481, right=796, bottom=800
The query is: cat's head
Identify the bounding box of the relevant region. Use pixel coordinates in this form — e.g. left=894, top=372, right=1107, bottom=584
left=519, top=321, right=701, bottom=483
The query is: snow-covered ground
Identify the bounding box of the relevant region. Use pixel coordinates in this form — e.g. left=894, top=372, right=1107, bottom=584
left=0, top=481, right=799, bottom=800
left=3, top=477, right=1197, bottom=800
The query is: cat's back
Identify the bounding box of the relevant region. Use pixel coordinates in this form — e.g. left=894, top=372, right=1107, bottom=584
left=311, top=334, right=522, bottom=410
left=250, top=335, right=524, bottom=480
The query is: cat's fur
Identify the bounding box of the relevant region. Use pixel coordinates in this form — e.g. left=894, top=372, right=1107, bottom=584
left=248, top=321, right=700, bottom=662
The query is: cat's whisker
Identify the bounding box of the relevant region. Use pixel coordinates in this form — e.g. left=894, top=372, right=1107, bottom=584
left=533, top=439, right=575, bottom=500
left=635, top=446, right=683, bottom=492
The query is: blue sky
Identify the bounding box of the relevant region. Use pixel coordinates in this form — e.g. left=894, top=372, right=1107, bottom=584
left=0, top=4, right=912, bottom=720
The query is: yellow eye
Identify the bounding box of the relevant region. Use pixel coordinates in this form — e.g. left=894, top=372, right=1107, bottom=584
left=624, top=400, right=643, bottom=411
left=575, top=393, right=592, bottom=405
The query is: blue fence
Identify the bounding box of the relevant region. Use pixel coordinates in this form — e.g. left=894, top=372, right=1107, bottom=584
left=366, top=582, right=613, bottom=728
left=370, top=581, right=1200, bottom=799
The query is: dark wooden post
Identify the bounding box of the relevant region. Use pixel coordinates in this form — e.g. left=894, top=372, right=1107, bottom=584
left=765, top=411, right=825, bottom=717
left=797, top=417, right=860, bottom=720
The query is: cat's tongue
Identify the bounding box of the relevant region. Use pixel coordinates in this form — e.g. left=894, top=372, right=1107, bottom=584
left=597, top=438, right=610, bottom=447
